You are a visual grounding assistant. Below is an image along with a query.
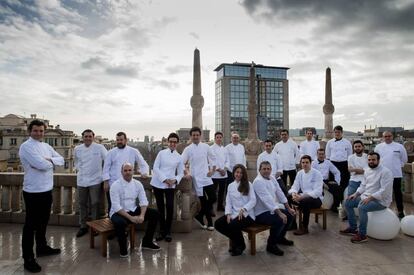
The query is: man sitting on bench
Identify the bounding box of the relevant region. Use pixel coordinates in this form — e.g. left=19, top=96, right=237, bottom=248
left=253, top=161, right=295, bottom=256
left=110, top=163, right=160, bottom=257
left=288, top=155, right=324, bottom=235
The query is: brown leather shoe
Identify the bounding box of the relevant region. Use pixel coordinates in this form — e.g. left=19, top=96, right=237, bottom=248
left=293, top=228, right=309, bottom=235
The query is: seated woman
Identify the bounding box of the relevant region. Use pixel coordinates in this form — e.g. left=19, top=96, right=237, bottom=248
left=150, top=133, right=184, bottom=242
left=288, top=155, right=324, bottom=235
left=214, top=164, right=256, bottom=256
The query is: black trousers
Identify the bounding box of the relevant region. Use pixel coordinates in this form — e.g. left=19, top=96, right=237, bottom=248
left=214, top=215, right=254, bottom=249
left=111, top=208, right=159, bottom=253
left=331, top=161, right=350, bottom=201
left=213, top=178, right=227, bottom=211
left=153, top=187, right=175, bottom=235
left=393, top=178, right=404, bottom=213
left=289, top=196, right=322, bottom=229
left=227, top=171, right=234, bottom=184
left=255, top=209, right=294, bottom=246
left=324, top=180, right=341, bottom=210
left=22, top=190, right=53, bottom=260
left=197, top=184, right=217, bottom=225
left=277, top=178, right=289, bottom=197
left=106, top=191, right=111, bottom=216
left=281, top=169, right=297, bottom=187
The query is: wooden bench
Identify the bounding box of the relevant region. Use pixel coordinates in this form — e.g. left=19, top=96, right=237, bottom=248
left=86, top=218, right=136, bottom=257
left=296, top=207, right=328, bottom=230
left=241, top=224, right=271, bottom=255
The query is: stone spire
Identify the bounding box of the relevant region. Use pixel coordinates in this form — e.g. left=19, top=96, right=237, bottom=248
left=323, top=67, right=335, bottom=140
left=190, top=48, right=204, bottom=129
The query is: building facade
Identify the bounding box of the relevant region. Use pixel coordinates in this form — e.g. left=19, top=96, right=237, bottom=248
left=0, top=114, right=75, bottom=172
left=214, top=63, right=289, bottom=144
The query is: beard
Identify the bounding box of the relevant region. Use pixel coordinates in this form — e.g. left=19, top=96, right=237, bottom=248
left=368, top=163, right=379, bottom=169
left=117, top=143, right=126, bottom=149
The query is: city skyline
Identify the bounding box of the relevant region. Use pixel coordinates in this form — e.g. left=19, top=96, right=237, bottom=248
left=1, top=0, right=413, bottom=140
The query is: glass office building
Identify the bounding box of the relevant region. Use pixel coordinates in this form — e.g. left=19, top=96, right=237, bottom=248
left=214, top=63, right=289, bottom=144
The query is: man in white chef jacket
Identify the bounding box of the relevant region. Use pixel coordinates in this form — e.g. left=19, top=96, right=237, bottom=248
left=225, top=132, right=246, bottom=184
left=183, top=127, right=216, bottom=230
left=374, top=131, right=408, bottom=218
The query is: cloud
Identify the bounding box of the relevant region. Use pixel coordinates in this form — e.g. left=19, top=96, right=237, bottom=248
left=165, top=65, right=192, bottom=74
left=189, top=32, right=199, bottom=39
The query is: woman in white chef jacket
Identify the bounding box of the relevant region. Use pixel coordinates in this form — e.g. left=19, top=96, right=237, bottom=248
left=214, top=164, right=256, bottom=256
left=150, top=133, right=184, bottom=242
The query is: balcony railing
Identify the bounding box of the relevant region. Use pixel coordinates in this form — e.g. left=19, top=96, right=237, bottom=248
left=0, top=173, right=198, bottom=232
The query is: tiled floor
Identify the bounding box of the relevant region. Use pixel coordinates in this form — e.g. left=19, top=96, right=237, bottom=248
left=1, top=206, right=414, bottom=275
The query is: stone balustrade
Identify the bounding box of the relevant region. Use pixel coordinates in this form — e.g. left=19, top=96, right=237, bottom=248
left=403, top=162, right=414, bottom=203
left=0, top=173, right=197, bottom=232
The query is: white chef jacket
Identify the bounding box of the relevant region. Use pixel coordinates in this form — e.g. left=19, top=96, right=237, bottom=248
left=348, top=153, right=368, bottom=182
left=150, top=148, right=184, bottom=189
left=210, top=143, right=229, bottom=179
left=374, top=142, right=408, bottom=178
left=273, top=139, right=299, bottom=171
left=256, top=151, right=283, bottom=178
left=74, top=142, right=107, bottom=187
left=311, top=159, right=341, bottom=183
left=182, top=142, right=215, bottom=196
left=288, top=168, right=324, bottom=201
left=357, top=164, right=393, bottom=207
left=102, top=145, right=149, bottom=185
left=253, top=175, right=288, bottom=216
left=19, top=137, right=64, bottom=193
left=326, top=138, right=352, bottom=162
left=299, top=140, right=320, bottom=162
left=225, top=181, right=256, bottom=220
left=225, top=143, right=246, bottom=171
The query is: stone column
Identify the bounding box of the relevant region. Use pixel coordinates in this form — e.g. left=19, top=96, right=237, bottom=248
left=323, top=67, right=335, bottom=140
left=244, top=63, right=261, bottom=181
left=191, top=48, right=204, bottom=131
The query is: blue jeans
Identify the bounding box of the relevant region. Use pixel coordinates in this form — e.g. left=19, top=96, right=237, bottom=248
left=345, top=197, right=385, bottom=236
left=347, top=181, right=361, bottom=196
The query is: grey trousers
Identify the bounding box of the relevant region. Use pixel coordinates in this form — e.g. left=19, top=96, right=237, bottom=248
left=78, top=184, right=102, bottom=228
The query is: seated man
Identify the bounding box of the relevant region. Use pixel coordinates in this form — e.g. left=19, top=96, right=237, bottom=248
left=311, top=148, right=342, bottom=213
left=288, top=155, right=324, bottom=235
left=110, top=163, right=160, bottom=257
left=253, top=161, right=296, bottom=256
left=340, top=152, right=393, bottom=243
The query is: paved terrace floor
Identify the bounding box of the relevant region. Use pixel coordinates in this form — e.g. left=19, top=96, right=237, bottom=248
left=1, top=205, right=414, bottom=275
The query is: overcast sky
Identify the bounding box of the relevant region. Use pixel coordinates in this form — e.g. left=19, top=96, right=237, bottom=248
left=1, top=0, right=413, bottom=140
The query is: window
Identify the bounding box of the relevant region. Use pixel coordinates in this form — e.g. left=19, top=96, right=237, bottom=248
left=10, top=153, right=17, bottom=159
left=10, top=138, right=17, bottom=145
left=64, top=150, right=69, bottom=158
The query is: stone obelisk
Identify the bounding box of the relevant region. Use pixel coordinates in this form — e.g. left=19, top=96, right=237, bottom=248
left=190, top=48, right=204, bottom=131
left=323, top=67, right=334, bottom=140
left=244, top=62, right=261, bottom=181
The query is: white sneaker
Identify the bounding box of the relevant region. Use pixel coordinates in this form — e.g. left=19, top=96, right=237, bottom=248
left=207, top=226, right=215, bottom=231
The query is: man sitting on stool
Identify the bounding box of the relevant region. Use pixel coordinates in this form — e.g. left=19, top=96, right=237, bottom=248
left=110, top=163, right=160, bottom=257
left=312, top=148, right=341, bottom=213
left=340, top=152, right=393, bottom=243
left=253, top=161, right=296, bottom=256
left=288, top=155, right=324, bottom=235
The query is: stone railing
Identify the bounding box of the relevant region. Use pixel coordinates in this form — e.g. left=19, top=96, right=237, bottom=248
left=403, top=163, right=414, bottom=203
left=0, top=173, right=198, bottom=233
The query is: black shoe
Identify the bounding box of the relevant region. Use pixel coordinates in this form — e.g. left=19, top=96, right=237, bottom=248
left=142, top=242, right=161, bottom=251
left=155, top=233, right=165, bottom=242
left=277, top=237, right=294, bottom=246
left=331, top=208, right=339, bottom=213
left=194, top=214, right=207, bottom=229
left=24, top=258, right=41, bottom=273
left=165, top=234, right=172, bottom=242
left=342, top=216, right=348, bottom=221
left=398, top=212, right=405, bottom=219
left=76, top=228, right=88, bottom=238
left=36, top=246, right=61, bottom=257
left=230, top=247, right=243, bottom=256
left=266, top=244, right=284, bottom=256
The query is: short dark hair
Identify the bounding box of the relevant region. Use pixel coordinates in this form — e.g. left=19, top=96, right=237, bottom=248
left=116, top=132, right=127, bottom=139
left=28, top=119, right=46, bottom=132
left=306, top=128, right=314, bottom=133
left=82, top=129, right=95, bottom=137
left=368, top=151, right=380, bottom=160
left=167, top=132, right=179, bottom=142
left=259, top=160, right=272, bottom=171
left=353, top=140, right=364, bottom=146
left=214, top=131, right=223, bottom=138
left=317, top=148, right=325, bottom=153
left=189, top=126, right=201, bottom=135
left=334, top=125, right=343, bottom=132
left=300, top=155, right=312, bottom=162
left=280, top=129, right=289, bottom=134
left=264, top=139, right=273, bottom=145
